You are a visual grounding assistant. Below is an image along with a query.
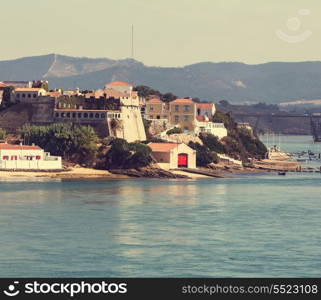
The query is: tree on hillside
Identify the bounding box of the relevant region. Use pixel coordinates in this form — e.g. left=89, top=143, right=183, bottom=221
left=134, top=85, right=177, bottom=102
left=188, top=141, right=218, bottom=166
left=199, top=133, right=225, bottom=153
left=100, top=138, right=152, bottom=169
left=162, top=93, right=177, bottom=102
left=20, top=123, right=98, bottom=165
left=134, top=85, right=162, bottom=99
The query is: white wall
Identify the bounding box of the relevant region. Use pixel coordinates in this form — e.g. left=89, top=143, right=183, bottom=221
left=169, top=143, right=196, bottom=169
left=0, top=148, right=62, bottom=170
left=0, top=148, right=44, bottom=159
left=195, top=122, right=227, bottom=139
left=120, top=106, right=146, bottom=142
left=0, top=157, right=62, bottom=170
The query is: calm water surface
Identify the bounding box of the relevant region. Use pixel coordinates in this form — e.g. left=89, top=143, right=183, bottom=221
left=0, top=136, right=320, bottom=277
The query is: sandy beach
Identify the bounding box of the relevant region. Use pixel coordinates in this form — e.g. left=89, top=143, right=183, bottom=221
left=0, top=158, right=303, bottom=180
left=0, top=167, right=130, bottom=179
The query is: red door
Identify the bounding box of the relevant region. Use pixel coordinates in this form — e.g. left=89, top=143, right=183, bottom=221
left=178, top=153, right=188, bottom=168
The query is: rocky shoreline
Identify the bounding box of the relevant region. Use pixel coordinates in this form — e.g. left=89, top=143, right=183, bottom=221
left=108, top=167, right=188, bottom=178
left=0, top=158, right=308, bottom=180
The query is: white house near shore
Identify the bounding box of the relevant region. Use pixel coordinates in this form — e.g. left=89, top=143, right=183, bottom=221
left=0, top=144, right=62, bottom=170
left=148, top=142, right=196, bottom=170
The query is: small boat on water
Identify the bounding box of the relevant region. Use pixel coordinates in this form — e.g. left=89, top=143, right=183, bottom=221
left=278, top=171, right=286, bottom=176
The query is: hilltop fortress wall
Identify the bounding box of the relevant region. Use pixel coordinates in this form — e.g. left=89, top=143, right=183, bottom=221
left=0, top=97, right=146, bottom=142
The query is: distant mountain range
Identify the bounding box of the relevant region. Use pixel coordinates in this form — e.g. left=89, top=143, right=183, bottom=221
left=1, top=54, right=321, bottom=104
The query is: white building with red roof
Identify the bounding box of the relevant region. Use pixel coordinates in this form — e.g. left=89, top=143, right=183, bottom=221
left=0, top=143, right=62, bottom=170
left=195, top=115, right=227, bottom=139
left=196, top=102, right=216, bottom=117
left=148, top=142, right=196, bottom=169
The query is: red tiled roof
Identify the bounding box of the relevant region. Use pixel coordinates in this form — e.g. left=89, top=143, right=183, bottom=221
left=46, top=91, right=61, bottom=98
left=107, top=81, right=131, bottom=87
left=171, top=98, right=194, bottom=103
left=147, top=98, right=163, bottom=104
left=0, top=144, right=41, bottom=150
left=148, top=142, right=181, bottom=152
left=104, top=88, right=127, bottom=98
left=196, top=103, right=214, bottom=109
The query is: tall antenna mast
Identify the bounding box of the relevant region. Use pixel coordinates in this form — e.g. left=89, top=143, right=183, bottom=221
left=131, top=24, right=134, bottom=59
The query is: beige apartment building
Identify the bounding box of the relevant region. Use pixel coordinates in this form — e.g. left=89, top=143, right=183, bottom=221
left=168, top=98, right=196, bottom=131
left=145, top=98, right=197, bottom=131
left=145, top=98, right=227, bottom=139
left=146, top=98, right=170, bottom=120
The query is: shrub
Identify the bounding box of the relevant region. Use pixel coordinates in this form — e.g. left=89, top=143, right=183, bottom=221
left=188, top=141, right=218, bottom=166
left=103, top=139, right=152, bottom=169
left=199, top=133, right=225, bottom=153
left=238, top=128, right=267, bottom=159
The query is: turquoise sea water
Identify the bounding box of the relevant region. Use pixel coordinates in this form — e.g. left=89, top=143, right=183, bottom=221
left=0, top=136, right=320, bottom=277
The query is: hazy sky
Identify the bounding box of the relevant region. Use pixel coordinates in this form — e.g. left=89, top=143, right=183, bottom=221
left=1, top=0, right=320, bottom=66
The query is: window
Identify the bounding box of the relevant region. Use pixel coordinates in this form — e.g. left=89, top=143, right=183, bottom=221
left=33, top=94, right=37, bottom=98
left=101, top=113, right=106, bottom=118
left=174, top=115, right=179, bottom=122
left=175, top=105, right=179, bottom=112
left=2, top=156, right=9, bottom=160
left=89, top=113, right=94, bottom=118
left=66, top=113, right=71, bottom=118
left=17, top=94, right=20, bottom=98
left=163, top=115, right=168, bottom=119
left=28, top=94, right=31, bottom=98
left=156, top=115, right=160, bottom=119
left=184, top=115, right=189, bottom=121
left=150, top=105, right=154, bottom=111
left=184, top=105, right=190, bottom=112
left=72, top=113, right=76, bottom=118
left=84, top=113, right=88, bottom=118
left=55, top=113, right=59, bottom=117
left=36, top=155, right=41, bottom=160
left=11, top=156, right=18, bottom=160
left=61, top=112, right=65, bottom=118
left=95, top=113, right=100, bottom=118
left=22, top=94, right=26, bottom=98
left=150, top=115, right=154, bottom=119
left=78, top=113, right=82, bottom=118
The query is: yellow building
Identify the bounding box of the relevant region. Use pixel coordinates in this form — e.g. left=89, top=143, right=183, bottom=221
left=145, top=98, right=170, bottom=120
left=169, top=98, right=196, bottom=131
left=145, top=97, right=227, bottom=139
